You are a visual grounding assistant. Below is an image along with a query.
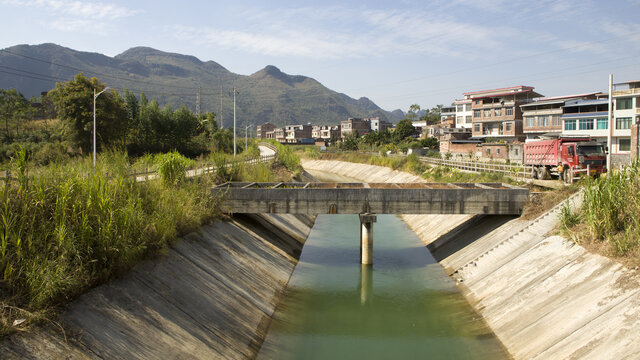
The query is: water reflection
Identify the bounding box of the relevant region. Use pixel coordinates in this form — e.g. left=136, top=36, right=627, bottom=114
left=258, top=214, right=508, bottom=360
left=359, top=264, right=373, bottom=305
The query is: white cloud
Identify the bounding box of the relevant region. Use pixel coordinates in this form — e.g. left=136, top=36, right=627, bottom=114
left=1, top=0, right=140, bottom=21
left=170, top=6, right=510, bottom=60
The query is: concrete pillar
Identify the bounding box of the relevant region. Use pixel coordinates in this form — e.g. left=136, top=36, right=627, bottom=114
left=359, top=213, right=377, bottom=265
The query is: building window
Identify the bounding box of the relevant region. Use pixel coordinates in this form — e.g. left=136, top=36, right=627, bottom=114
left=486, top=148, right=491, bottom=155
left=484, top=109, right=492, bottom=117
left=506, top=123, right=512, bottom=132
left=619, top=138, right=631, bottom=152
left=616, top=98, right=632, bottom=110
left=526, top=116, right=535, bottom=127
left=597, top=118, right=608, bottom=129
left=475, top=100, right=480, bottom=105
left=494, top=108, right=501, bottom=116
left=552, top=115, right=562, bottom=126
left=456, top=116, right=463, bottom=124
left=465, top=104, right=472, bottom=111
left=473, top=110, right=481, bottom=118
left=457, top=105, right=463, bottom=112
left=465, top=115, right=472, bottom=123
left=474, top=123, right=481, bottom=132
left=505, top=107, right=514, bottom=116
left=579, top=118, right=594, bottom=130
left=538, top=116, right=549, bottom=127
left=565, top=119, right=576, bottom=130
left=616, top=117, right=632, bottom=129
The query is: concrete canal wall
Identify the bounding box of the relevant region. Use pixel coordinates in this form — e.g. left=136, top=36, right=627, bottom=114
left=1, top=213, right=315, bottom=359
left=302, top=159, right=640, bottom=359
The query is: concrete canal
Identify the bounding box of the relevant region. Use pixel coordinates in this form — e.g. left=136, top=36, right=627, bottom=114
left=257, top=171, right=508, bottom=359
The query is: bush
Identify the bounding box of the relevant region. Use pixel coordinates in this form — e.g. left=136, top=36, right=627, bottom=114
left=155, top=151, right=194, bottom=185
left=273, top=142, right=300, bottom=172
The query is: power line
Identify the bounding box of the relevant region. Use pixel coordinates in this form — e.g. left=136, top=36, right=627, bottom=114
left=0, top=48, right=202, bottom=91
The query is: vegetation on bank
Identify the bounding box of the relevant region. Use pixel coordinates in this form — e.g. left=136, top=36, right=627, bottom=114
left=304, top=150, right=514, bottom=184
left=560, top=161, right=640, bottom=263
left=0, top=145, right=298, bottom=337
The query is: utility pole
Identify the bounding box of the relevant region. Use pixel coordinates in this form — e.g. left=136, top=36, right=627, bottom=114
left=245, top=124, right=251, bottom=151
left=607, top=74, right=613, bottom=171
left=93, top=87, right=110, bottom=169
left=196, top=86, right=201, bottom=118
left=232, top=87, right=239, bottom=157
left=219, top=82, right=223, bottom=129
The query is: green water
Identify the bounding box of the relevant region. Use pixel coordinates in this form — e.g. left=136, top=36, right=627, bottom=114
left=257, top=214, right=509, bottom=360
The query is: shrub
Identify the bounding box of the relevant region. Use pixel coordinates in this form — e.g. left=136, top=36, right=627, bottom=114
left=154, top=151, right=194, bottom=185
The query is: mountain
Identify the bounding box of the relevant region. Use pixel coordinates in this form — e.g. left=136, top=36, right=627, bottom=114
left=0, top=43, right=404, bottom=127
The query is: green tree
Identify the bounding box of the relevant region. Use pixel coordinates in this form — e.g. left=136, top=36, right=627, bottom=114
left=407, top=104, right=421, bottom=122
left=421, top=104, right=443, bottom=125
left=393, top=119, right=416, bottom=142
left=48, top=73, right=127, bottom=153
left=341, top=131, right=359, bottom=150
left=0, top=88, right=29, bottom=139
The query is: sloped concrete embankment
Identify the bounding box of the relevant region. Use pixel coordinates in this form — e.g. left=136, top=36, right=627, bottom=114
left=302, top=159, right=640, bottom=359
left=1, top=213, right=315, bottom=360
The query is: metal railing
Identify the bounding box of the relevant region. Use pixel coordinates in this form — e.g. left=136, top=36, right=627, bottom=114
left=0, top=154, right=278, bottom=183
left=418, top=157, right=534, bottom=180
left=132, top=154, right=277, bottom=182
left=417, top=156, right=592, bottom=183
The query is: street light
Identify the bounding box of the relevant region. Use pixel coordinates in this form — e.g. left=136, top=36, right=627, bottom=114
left=245, top=124, right=251, bottom=151
left=93, top=87, right=110, bottom=168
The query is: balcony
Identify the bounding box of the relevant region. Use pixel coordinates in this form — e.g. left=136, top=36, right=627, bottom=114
left=613, top=88, right=640, bottom=97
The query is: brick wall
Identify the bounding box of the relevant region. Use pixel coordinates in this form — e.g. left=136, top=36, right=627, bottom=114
left=480, top=143, right=509, bottom=161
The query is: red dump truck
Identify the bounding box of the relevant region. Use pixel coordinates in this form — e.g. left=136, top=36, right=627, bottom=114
left=524, top=137, right=607, bottom=181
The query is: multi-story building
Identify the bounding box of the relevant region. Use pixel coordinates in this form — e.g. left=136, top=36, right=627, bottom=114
left=256, top=122, right=275, bottom=140
left=520, top=93, right=599, bottom=142
left=341, top=118, right=371, bottom=138
left=284, top=124, right=312, bottom=143
left=440, top=105, right=456, bottom=124
left=369, top=117, right=393, bottom=132
left=611, top=79, right=640, bottom=164
left=561, top=99, right=609, bottom=144
left=453, top=99, right=473, bottom=129
left=312, top=125, right=340, bottom=140
left=467, top=85, right=543, bottom=141
left=273, top=127, right=286, bottom=143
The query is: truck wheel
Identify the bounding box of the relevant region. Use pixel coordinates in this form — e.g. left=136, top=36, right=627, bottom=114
left=541, top=167, right=550, bottom=180
left=532, top=167, right=539, bottom=179
left=561, top=168, right=569, bottom=183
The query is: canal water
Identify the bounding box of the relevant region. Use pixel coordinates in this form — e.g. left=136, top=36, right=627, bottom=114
left=257, top=175, right=509, bottom=359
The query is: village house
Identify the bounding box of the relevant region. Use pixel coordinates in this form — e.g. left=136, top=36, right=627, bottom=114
left=520, top=93, right=600, bottom=142
left=256, top=122, right=275, bottom=140
left=454, top=99, right=473, bottom=129
left=467, top=85, right=543, bottom=142
left=341, top=117, right=372, bottom=138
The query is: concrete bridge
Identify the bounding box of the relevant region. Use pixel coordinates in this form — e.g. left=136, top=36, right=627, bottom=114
left=214, top=182, right=529, bottom=264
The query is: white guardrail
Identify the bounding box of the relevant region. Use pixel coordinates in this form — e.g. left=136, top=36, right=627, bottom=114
left=415, top=156, right=588, bottom=183
left=131, top=154, right=277, bottom=182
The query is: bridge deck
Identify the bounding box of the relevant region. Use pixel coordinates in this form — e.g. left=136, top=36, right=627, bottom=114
left=214, top=182, right=529, bottom=215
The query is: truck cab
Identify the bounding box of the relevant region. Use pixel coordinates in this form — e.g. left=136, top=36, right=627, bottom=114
left=560, top=141, right=606, bottom=176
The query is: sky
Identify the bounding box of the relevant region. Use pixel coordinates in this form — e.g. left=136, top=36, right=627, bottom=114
left=1, top=0, right=640, bottom=112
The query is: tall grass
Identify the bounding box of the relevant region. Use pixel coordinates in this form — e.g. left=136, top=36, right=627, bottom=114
left=0, top=150, right=220, bottom=336
left=574, top=161, right=640, bottom=255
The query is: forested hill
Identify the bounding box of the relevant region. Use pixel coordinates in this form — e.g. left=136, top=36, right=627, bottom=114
left=0, top=43, right=404, bottom=127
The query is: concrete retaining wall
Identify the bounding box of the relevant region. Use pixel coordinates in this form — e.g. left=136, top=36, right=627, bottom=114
left=302, top=159, right=640, bottom=359
left=1, top=213, right=315, bottom=359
